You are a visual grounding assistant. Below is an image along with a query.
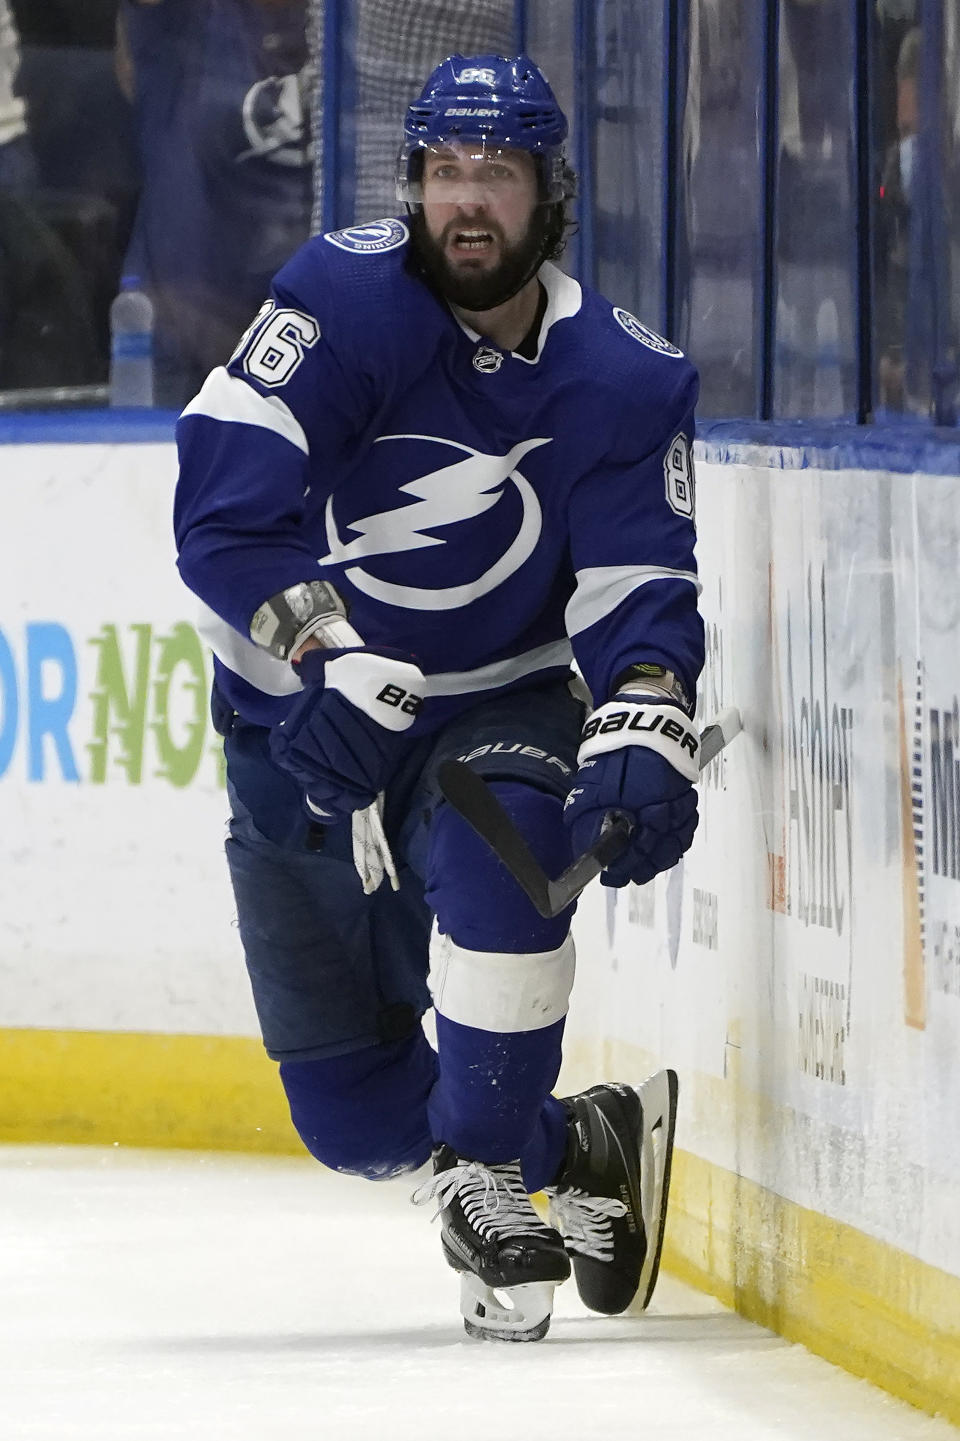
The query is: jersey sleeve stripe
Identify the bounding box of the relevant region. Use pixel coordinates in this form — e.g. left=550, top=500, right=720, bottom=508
left=181, top=367, right=309, bottom=455
left=197, top=602, right=304, bottom=697
left=197, top=604, right=573, bottom=702
left=565, top=564, right=702, bottom=638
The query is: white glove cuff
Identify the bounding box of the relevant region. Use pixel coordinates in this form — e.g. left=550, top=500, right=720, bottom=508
left=324, top=652, right=425, bottom=733
left=578, top=698, right=700, bottom=782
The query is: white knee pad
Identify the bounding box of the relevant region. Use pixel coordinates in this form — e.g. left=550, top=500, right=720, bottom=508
left=428, top=922, right=576, bottom=1033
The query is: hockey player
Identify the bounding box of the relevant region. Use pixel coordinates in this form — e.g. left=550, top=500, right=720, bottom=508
left=174, top=54, right=703, bottom=1341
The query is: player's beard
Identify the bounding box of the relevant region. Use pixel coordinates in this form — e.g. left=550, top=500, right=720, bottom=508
left=410, top=210, right=549, bottom=311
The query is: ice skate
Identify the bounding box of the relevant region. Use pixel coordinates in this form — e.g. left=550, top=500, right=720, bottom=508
left=547, top=1069, right=678, bottom=1314
left=412, top=1145, right=571, bottom=1342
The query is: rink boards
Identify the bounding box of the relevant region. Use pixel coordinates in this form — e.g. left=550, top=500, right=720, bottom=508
left=1, top=420, right=959, bottom=1423
left=562, top=423, right=960, bottom=1423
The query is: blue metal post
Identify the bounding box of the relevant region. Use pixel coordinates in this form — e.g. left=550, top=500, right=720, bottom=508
left=854, top=0, right=875, bottom=423
left=573, top=0, right=595, bottom=288
left=759, top=0, right=780, bottom=420
left=664, top=0, right=683, bottom=345
left=321, top=0, right=343, bottom=235
left=514, top=0, right=528, bottom=53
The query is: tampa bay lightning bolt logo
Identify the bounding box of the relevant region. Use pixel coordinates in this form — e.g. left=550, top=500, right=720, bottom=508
left=319, top=434, right=550, bottom=610
left=613, top=307, right=684, bottom=358
left=324, top=218, right=409, bottom=254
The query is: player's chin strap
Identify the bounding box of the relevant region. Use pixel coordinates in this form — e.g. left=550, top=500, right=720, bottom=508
left=251, top=579, right=401, bottom=894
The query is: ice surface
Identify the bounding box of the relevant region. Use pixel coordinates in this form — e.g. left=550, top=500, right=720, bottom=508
left=1, top=1146, right=955, bottom=1441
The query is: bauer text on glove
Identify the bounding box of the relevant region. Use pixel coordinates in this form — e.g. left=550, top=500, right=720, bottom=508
left=269, top=647, right=425, bottom=824
left=563, top=695, right=700, bottom=888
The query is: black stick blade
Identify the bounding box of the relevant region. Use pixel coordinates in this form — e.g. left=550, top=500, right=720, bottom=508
left=436, top=708, right=743, bottom=920
left=543, top=813, right=632, bottom=917
left=436, top=760, right=553, bottom=917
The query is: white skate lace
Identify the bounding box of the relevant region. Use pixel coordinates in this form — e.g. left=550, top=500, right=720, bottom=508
left=547, top=1186, right=627, bottom=1261
left=411, top=1160, right=548, bottom=1240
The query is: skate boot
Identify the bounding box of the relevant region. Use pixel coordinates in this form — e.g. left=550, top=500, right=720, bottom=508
left=412, top=1145, right=571, bottom=1342
left=546, top=1069, right=678, bottom=1315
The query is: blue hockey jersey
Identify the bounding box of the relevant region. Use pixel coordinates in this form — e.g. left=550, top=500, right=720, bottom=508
left=174, top=218, right=704, bottom=730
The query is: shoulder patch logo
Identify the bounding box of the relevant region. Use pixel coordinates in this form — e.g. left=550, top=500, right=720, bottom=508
left=325, top=218, right=409, bottom=254
left=664, top=433, right=696, bottom=520
left=613, top=307, right=684, bottom=358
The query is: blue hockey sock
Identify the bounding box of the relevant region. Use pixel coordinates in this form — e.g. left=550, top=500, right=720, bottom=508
left=425, top=781, right=575, bottom=1180
left=428, top=1012, right=570, bottom=1188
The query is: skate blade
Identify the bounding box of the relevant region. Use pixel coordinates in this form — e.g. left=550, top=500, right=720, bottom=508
left=634, top=1067, right=679, bottom=1311
left=459, top=1274, right=556, bottom=1342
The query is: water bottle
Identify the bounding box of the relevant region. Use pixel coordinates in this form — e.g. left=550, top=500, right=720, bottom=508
left=109, top=275, right=155, bottom=407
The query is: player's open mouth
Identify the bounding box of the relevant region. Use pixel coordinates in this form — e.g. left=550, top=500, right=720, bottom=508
left=451, top=229, right=496, bottom=252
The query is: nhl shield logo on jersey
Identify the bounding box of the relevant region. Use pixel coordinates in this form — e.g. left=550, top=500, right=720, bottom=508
left=325, top=218, right=409, bottom=254
left=613, top=307, right=684, bottom=358
left=473, top=346, right=504, bottom=374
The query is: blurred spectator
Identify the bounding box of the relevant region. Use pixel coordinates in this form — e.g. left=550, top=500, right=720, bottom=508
left=0, top=0, right=37, bottom=190
left=4, top=1, right=138, bottom=393
left=874, top=0, right=918, bottom=157
left=0, top=189, right=100, bottom=388
left=307, top=0, right=515, bottom=229
left=14, top=3, right=136, bottom=201
left=776, top=0, right=858, bottom=417
left=118, top=0, right=313, bottom=408
left=780, top=0, right=852, bottom=158
left=0, top=1, right=103, bottom=391
left=679, top=0, right=762, bottom=417
left=875, top=25, right=929, bottom=413
left=11, top=0, right=120, bottom=48
left=875, top=7, right=960, bottom=423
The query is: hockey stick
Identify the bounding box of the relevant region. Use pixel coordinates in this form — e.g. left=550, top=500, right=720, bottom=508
left=437, top=706, right=742, bottom=919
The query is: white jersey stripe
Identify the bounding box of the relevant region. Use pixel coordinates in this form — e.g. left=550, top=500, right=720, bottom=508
left=565, top=563, right=701, bottom=638
left=197, top=602, right=303, bottom=696
left=181, top=368, right=309, bottom=456
left=424, top=638, right=572, bottom=696
left=196, top=603, right=573, bottom=702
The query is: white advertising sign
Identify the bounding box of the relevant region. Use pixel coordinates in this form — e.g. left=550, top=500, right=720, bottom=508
left=0, top=443, right=256, bottom=1035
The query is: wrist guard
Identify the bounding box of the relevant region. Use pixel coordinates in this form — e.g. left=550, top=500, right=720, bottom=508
left=579, top=697, right=700, bottom=782
left=611, top=663, right=692, bottom=714
left=249, top=580, right=361, bottom=661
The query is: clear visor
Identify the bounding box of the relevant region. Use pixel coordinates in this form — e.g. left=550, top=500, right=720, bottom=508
left=397, top=140, right=562, bottom=206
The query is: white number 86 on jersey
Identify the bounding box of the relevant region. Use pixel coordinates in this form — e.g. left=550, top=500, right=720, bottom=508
left=230, top=299, right=321, bottom=388
left=664, top=433, right=695, bottom=520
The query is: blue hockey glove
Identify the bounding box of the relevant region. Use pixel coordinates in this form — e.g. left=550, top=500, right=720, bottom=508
left=563, top=694, right=700, bottom=887
left=269, top=647, right=426, bottom=825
